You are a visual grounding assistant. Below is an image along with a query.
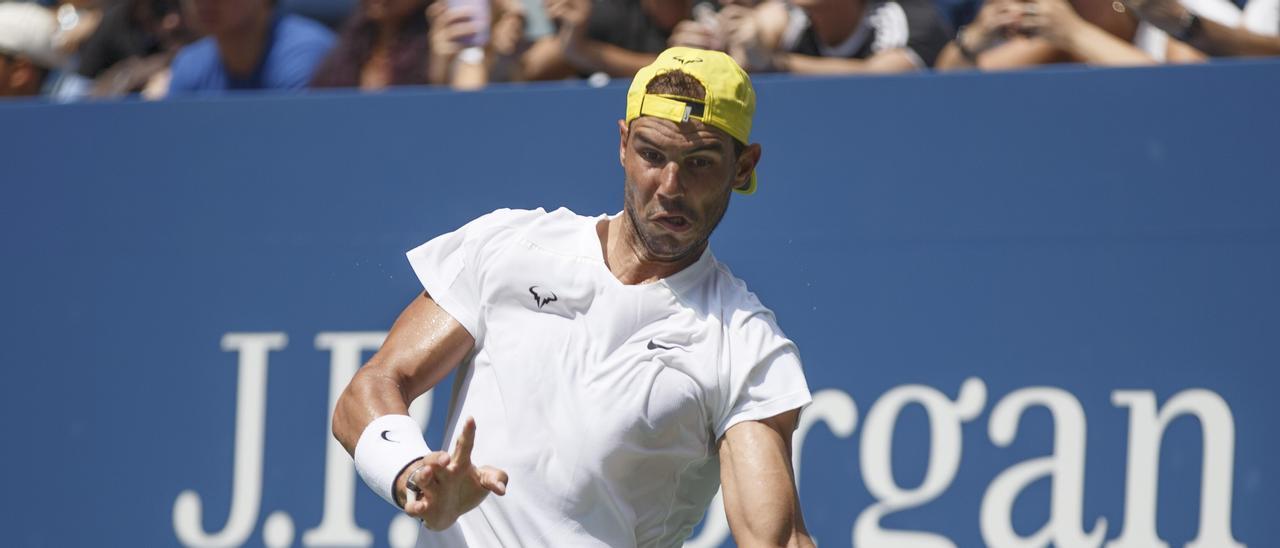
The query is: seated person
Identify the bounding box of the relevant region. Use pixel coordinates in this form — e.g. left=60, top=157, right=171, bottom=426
left=168, top=0, right=335, bottom=94
left=673, top=0, right=951, bottom=73
left=776, top=0, right=952, bottom=72
left=935, top=0, right=1205, bottom=69
left=310, top=0, right=434, bottom=89
left=666, top=0, right=793, bottom=73
left=521, top=0, right=695, bottom=79
left=76, top=0, right=196, bottom=98
left=310, top=0, right=527, bottom=90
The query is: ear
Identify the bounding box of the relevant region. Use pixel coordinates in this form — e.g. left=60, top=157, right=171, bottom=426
left=617, top=119, right=629, bottom=167
left=733, top=143, right=762, bottom=190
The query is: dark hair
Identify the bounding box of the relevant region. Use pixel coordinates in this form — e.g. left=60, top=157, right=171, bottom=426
left=643, top=69, right=745, bottom=157
left=310, top=3, right=431, bottom=88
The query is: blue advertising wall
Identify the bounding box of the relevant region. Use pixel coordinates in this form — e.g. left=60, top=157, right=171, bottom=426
left=2, top=60, right=1278, bottom=547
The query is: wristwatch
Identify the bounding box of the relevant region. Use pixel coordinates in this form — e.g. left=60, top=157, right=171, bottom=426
left=1171, top=11, right=1202, bottom=42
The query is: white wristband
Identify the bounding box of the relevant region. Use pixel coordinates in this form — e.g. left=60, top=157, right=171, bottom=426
left=354, top=414, right=431, bottom=508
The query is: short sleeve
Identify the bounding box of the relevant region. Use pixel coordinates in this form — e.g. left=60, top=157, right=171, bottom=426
left=714, top=311, right=813, bottom=439
left=405, top=208, right=542, bottom=341
left=166, top=43, right=207, bottom=93
left=268, top=16, right=336, bottom=90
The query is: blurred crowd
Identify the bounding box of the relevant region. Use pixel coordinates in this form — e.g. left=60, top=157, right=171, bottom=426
left=0, top=0, right=1277, bottom=100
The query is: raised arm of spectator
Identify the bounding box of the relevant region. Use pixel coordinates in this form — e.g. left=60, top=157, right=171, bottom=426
left=544, top=0, right=659, bottom=77
left=1016, top=0, right=1157, bottom=65
left=426, top=2, right=489, bottom=89
left=1126, top=0, right=1280, bottom=55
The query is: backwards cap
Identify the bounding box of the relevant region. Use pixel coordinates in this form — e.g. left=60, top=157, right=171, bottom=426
left=626, top=47, right=758, bottom=195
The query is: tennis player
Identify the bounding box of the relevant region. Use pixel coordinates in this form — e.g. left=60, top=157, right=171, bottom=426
left=333, top=46, right=815, bottom=547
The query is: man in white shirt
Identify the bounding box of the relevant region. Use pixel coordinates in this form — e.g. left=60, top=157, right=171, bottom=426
left=332, top=46, right=815, bottom=547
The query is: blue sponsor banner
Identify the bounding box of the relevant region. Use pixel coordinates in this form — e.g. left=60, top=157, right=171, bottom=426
left=2, top=60, right=1278, bottom=547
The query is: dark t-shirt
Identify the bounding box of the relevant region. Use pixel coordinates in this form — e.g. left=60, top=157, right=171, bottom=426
left=168, top=13, right=334, bottom=93
left=77, top=3, right=157, bottom=78
left=784, top=0, right=951, bottom=67
left=585, top=0, right=672, bottom=54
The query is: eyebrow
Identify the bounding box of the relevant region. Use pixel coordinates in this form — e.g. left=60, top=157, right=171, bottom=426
left=633, top=132, right=726, bottom=155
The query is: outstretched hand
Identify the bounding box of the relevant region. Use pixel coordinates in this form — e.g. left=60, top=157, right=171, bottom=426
left=397, top=417, right=509, bottom=531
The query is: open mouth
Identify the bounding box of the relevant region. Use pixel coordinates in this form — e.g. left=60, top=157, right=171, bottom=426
left=654, top=215, right=692, bottom=232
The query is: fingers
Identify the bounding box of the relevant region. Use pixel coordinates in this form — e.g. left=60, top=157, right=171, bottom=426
left=452, top=416, right=477, bottom=468
left=478, top=465, right=510, bottom=496
left=669, top=21, right=719, bottom=49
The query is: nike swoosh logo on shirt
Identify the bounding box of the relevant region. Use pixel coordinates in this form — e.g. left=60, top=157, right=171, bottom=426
left=647, top=340, right=686, bottom=351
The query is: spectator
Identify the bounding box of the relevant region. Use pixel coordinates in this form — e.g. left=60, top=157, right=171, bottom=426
left=730, top=0, right=953, bottom=73
left=935, top=0, right=1205, bottom=69
left=309, top=0, right=526, bottom=90
left=0, top=1, right=88, bottom=99
left=76, top=0, right=196, bottom=98
left=522, top=0, right=696, bottom=79
left=310, top=0, right=434, bottom=89
left=667, top=0, right=793, bottom=73
left=168, top=0, right=335, bottom=94
left=1125, top=0, right=1280, bottom=54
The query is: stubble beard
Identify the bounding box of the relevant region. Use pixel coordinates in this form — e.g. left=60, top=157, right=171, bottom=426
left=622, top=178, right=731, bottom=264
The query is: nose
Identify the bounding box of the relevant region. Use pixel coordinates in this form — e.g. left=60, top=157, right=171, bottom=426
left=656, top=161, right=683, bottom=197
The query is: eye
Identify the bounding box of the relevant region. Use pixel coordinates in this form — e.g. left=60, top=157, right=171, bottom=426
left=639, top=149, right=664, bottom=165
left=686, top=156, right=714, bottom=169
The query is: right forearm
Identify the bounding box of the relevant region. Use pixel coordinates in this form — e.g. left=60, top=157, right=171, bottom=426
left=333, top=366, right=414, bottom=455
left=775, top=53, right=870, bottom=74
left=1060, top=22, right=1155, bottom=66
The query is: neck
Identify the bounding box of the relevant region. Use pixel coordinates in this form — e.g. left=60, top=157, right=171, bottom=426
left=599, top=216, right=704, bottom=285
left=808, top=0, right=864, bottom=48
left=216, top=7, right=273, bottom=77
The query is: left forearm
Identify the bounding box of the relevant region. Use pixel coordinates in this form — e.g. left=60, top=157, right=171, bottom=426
left=1061, top=23, right=1156, bottom=65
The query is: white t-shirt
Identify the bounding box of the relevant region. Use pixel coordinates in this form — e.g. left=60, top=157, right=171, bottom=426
left=406, top=207, right=812, bottom=547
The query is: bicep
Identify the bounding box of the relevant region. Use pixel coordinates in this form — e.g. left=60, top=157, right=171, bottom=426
left=363, top=290, right=475, bottom=399
left=719, top=408, right=811, bottom=548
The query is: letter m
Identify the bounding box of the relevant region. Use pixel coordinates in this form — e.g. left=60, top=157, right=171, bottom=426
left=1108, top=389, right=1244, bottom=548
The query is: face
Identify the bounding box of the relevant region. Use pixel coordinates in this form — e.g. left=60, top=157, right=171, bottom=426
left=363, top=0, right=422, bottom=23
left=618, top=116, right=760, bottom=263
left=190, top=0, right=267, bottom=34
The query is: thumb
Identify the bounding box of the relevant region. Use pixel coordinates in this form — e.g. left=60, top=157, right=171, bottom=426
left=477, top=465, right=509, bottom=496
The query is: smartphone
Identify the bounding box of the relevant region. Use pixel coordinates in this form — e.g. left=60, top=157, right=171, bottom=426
left=447, top=0, right=491, bottom=47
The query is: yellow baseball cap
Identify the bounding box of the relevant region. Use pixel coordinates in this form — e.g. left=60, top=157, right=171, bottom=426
left=626, top=47, right=758, bottom=195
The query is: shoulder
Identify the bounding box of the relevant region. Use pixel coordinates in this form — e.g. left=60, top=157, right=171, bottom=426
left=264, top=15, right=336, bottom=87
left=277, top=14, right=337, bottom=48
left=701, top=260, right=788, bottom=339
left=455, top=206, right=583, bottom=246
left=172, top=37, right=219, bottom=72
left=169, top=38, right=221, bottom=89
